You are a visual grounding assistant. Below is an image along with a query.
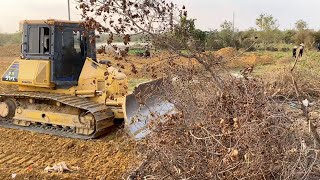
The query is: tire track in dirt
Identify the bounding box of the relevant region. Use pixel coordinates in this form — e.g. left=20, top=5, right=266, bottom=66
left=0, top=152, right=43, bottom=172
left=0, top=127, right=139, bottom=179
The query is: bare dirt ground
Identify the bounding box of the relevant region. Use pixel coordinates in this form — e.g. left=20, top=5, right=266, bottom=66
left=97, top=50, right=199, bottom=79
left=0, top=45, right=139, bottom=180
left=0, top=128, right=138, bottom=180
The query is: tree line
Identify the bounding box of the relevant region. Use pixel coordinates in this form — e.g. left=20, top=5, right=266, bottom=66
left=196, top=14, right=320, bottom=51
left=1, top=13, right=320, bottom=52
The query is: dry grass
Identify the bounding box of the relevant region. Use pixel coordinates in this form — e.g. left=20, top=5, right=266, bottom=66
left=128, top=50, right=320, bottom=180
left=0, top=44, right=20, bottom=57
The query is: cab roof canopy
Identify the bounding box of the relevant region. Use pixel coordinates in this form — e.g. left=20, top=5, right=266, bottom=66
left=19, top=19, right=82, bottom=31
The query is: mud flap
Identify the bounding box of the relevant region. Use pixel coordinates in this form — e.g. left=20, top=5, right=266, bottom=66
left=124, top=79, right=175, bottom=139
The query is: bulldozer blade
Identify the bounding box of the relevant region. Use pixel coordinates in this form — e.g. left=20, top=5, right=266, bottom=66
left=124, top=79, right=175, bottom=139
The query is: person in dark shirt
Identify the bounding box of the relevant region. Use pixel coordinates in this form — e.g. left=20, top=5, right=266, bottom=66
left=292, top=46, right=297, bottom=58
left=298, top=43, right=305, bottom=58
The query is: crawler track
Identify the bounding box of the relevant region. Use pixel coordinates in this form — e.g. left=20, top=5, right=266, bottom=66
left=0, top=91, right=115, bottom=139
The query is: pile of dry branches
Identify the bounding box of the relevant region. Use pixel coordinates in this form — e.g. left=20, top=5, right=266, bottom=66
left=128, top=63, right=320, bottom=179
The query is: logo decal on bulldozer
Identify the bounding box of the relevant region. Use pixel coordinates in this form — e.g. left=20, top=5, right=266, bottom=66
left=2, top=62, right=19, bottom=82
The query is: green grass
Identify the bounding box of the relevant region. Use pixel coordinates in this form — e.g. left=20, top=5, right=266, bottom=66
left=252, top=50, right=289, bottom=59
left=128, top=49, right=145, bottom=55
left=179, top=50, right=190, bottom=55
left=252, top=50, right=320, bottom=77
left=128, top=78, right=151, bottom=92
left=253, top=64, right=280, bottom=76
left=273, top=51, right=289, bottom=59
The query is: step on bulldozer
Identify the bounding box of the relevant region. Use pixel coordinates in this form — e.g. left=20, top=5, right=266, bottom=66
left=0, top=19, right=174, bottom=139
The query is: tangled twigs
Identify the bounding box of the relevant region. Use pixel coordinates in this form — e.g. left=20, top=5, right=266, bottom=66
left=129, top=67, right=318, bottom=179
left=290, top=56, right=320, bottom=148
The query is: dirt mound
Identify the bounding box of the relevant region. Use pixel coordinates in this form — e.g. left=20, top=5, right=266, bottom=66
left=227, top=54, right=257, bottom=68
left=240, top=54, right=273, bottom=66
left=0, top=44, right=20, bottom=57
left=97, top=52, right=200, bottom=80
left=216, top=47, right=237, bottom=58
left=228, top=54, right=274, bottom=68
left=256, top=55, right=274, bottom=65
left=240, top=54, right=257, bottom=65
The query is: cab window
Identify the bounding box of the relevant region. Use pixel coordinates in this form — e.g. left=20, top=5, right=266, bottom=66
left=28, top=27, right=50, bottom=54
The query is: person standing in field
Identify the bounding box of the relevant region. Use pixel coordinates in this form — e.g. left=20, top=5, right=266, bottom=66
left=292, top=46, right=298, bottom=58
left=298, top=43, right=305, bottom=58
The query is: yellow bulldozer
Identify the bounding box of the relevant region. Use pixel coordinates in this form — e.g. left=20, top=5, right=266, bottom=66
left=0, top=19, right=174, bottom=139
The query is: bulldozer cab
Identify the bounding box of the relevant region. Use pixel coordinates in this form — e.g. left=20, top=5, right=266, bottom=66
left=20, top=19, right=96, bottom=87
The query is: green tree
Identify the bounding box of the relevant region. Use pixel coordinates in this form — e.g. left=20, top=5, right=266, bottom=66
left=172, top=18, right=207, bottom=51
left=294, top=30, right=314, bottom=48
left=192, top=29, right=207, bottom=51
left=219, top=20, right=234, bottom=47
left=295, top=19, right=308, bottom=31
left=220, top=20, right=233, bottom=31
left=294, top=20, right=313, bottom=48
left=192, top=29, right=206, bottom=42
left=236, top=28, right=257, bottom=50
left=313, top=31, right=320, bottom=44
left=174, top=17, right=196, bottom=41
left=256, top=14, right=278, bottom=31
left=283, top=30, right=296, bottom=44
left=206, top=30, right=224, bottom=50
left=255, top=14, right=280, bottom=49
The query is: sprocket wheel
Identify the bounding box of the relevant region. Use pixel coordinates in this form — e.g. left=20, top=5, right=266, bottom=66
left=0, top=99, right=16, bottom=118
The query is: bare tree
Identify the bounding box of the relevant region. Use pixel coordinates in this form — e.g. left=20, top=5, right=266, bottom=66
left=295, top=19, right=308, bottom=31
left=255, top=13, right=279, bottom=31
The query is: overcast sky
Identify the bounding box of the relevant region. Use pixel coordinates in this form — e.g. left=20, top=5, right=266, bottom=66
left=1, top=0, right=320, bottom=33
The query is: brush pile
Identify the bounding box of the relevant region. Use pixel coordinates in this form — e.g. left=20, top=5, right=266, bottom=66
left=129, top=64, right=320, bottom=179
